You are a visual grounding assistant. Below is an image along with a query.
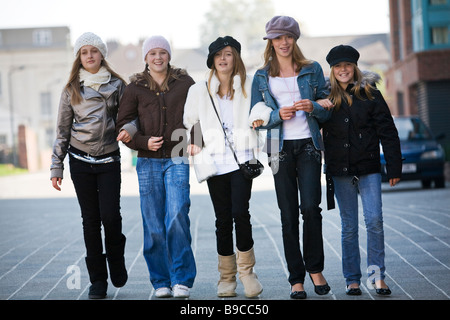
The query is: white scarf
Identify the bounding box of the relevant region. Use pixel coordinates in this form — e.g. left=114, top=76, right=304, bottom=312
left=79, top=66, right=111, bottom=91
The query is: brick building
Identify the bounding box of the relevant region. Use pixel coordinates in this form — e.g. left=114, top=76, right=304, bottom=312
left=385, top=0, right=450, bottom=151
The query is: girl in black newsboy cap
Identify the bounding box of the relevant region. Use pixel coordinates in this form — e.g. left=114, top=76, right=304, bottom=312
left=184, top=35, right=263, bottom=298
left=320, top=44, right=402, bottom=296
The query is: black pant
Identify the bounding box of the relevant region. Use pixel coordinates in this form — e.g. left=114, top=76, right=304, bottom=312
left=207, top=169, right=253, bottom=256
left=272, top=139, right=324, bottom=285
left=69, top=155, right=124, bottom=258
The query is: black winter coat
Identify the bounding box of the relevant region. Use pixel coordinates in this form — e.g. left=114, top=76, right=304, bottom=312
left=322, top=81, right=402, bottom=181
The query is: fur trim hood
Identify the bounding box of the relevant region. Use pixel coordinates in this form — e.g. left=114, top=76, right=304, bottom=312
left=361, top=70, right=381, bottom=87
left=128, top=67, right=188, bottom=87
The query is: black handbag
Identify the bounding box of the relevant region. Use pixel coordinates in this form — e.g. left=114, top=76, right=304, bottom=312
left=238, top=157, right=264, bottom=180
left=206, top=83, right=264, bottom=180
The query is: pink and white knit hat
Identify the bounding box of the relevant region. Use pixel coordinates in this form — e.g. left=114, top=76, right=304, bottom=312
left=142, top=35, right=172, bottom=62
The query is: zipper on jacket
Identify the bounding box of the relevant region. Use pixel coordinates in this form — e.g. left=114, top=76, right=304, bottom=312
left=98, top=96, right=108, bottom=155
left=160, top=92, right=168, bottom=158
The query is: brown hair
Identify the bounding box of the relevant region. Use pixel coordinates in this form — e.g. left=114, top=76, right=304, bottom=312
left=328, top=63, right=374, bottom=110
left=207, top=46, right=247, bottom=100
left=262, top=39, right=312, bottom=77
left=141, top=63, right=187, bottom=92
left=64, top=51, right=126, bottom=105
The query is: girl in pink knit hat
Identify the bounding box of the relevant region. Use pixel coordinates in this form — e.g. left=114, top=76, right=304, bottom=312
left=116, top=35, right=196, bottom=299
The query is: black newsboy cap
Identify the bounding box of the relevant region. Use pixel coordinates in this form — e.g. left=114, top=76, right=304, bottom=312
left=326, top=45, right=360, bottom=67
left=207, top=36, right=241, bottom=69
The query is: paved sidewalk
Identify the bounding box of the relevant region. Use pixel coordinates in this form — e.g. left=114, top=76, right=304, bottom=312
left=1, top=165, right=449, bottom=307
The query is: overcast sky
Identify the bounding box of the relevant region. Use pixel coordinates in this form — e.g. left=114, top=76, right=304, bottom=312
left=0, top=0, right=390, bottom=48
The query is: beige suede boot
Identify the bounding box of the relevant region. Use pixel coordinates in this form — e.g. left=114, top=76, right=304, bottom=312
left=217, top=254, right=237, bottom=297
left=236, top=247, right=263, bottom=298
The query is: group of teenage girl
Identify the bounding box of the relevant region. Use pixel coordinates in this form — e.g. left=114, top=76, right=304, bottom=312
left=50, top=15, right=402, bottom=300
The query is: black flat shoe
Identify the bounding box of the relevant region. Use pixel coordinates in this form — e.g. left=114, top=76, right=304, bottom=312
left=309, top=274, right=331, bottom=295
left=372, top=283, right=391, bottom=295
left=345, top=285, right=362, bottom=296
left=290, top=290, right=307, bottom=299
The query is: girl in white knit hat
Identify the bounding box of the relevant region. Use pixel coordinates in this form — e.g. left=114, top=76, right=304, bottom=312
left=51, top=32, right=130, bottom=299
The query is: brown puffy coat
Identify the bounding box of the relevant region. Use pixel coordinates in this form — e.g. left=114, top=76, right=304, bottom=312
left=116, top=69, right=195, bottom=158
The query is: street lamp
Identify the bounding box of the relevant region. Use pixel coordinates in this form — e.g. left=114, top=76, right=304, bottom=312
left=8, top=65, right=25, bottom=167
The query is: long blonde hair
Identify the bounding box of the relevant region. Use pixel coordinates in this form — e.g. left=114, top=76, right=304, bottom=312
left=328, top=63, right=374, bottom=110
left=207, top=47, right=247, bottom=99
left=262, top=39, right=312, bottom=76
left=64, top=52, right=126, bottom=105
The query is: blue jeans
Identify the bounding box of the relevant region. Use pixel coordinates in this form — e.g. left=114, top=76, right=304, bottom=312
left=136, top=157, right=196, bottom=289
left=272, top=139, right=324, bottom=285
left=332, top=173, right=385, bottom=286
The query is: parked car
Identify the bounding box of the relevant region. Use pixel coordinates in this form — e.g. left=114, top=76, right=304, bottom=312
left=380, top=116, right=446, bottom=188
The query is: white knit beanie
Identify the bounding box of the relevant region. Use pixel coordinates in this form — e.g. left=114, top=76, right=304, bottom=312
left=73, top=32, right=108, bottom=58
left=142, top=35, right=171, bottom=62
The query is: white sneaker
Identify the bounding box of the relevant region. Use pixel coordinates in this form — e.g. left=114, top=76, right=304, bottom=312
left=172, top=284, right=190, bottom=298
left=155, top=287, right=172, bottom=298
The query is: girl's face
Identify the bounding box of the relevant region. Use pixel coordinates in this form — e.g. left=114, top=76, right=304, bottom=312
left=214, top=46, right=234, bottom=75
left=333, top=62, right=355, bottom=89
left=272, top=35, right=295, bottom=58
left=80, top=45, right=103, bottom=73
left=145, top=48, right=170, bottom=75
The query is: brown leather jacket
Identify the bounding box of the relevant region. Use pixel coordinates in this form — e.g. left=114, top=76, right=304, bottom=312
left=116, top=69, right=195, bottom=158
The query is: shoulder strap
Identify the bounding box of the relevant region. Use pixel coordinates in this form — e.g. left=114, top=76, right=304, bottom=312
left=205, top=81, right=240, bottom=165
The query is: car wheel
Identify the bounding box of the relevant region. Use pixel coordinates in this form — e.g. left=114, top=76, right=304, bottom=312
left=421, top=179, right=432, bottom=188
left=435, top=177, right=445, bottom=188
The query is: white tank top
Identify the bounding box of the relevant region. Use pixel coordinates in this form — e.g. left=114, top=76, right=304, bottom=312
left=269, top=76, right=311, bottom=140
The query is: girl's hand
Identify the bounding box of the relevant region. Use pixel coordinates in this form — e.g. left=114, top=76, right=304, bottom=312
left=252, top=120, right=264, bottom=129
left=294, top=99, right=314, bottom=113
left=316, top=99, right=335, bottom=110
left=117, top=130, right=131, bottom=143
left=279, top=106, right=297, bottom=120
left=389, top=178, right=400, bottom=187
left=147, top=136, right=164, bottom=151
left=187, top=144, right=201, bottom=156
left=51, top=177, right=62, bottom=191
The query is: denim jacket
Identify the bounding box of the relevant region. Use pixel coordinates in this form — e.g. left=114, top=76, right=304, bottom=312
left=249, top=61, right=331, bottom=153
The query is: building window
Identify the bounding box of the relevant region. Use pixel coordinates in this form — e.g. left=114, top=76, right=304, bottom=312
left=431, top=26, right=449, bottom=44
left=416, top=26, right=424, bottom=51
left=45, top=128, right=54, bottom=148
left=429, top=0, right=447, bottom=5
left=40, top=92, right=52, bottom=117
left=397, top=91, right=405, bottom=115
left=33, top=30, right=52, bottom=46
